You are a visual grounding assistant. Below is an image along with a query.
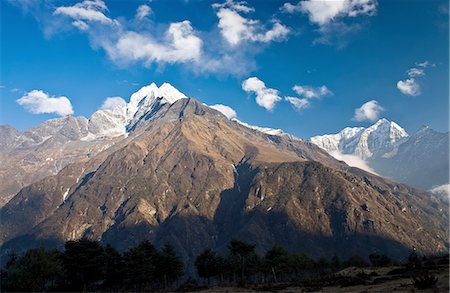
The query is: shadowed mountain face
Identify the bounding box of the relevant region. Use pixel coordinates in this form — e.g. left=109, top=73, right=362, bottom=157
left=1, top=95, right=448, bottom=272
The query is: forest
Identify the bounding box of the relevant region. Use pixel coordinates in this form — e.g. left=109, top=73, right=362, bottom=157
left=1, top=239, right=446, bottom=292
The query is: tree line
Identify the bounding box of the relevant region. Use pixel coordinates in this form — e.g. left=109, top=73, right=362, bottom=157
left=1, top=238, right=432, bottom=292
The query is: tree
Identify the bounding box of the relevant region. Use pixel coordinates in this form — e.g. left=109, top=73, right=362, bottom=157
left=227, top=240, right=259, bottom=285
left=264, top=245, right=290, bottom=282
left=195, top=249, right=222, bottom=284
left=123, top=240, right=159, bottom=290
left=2, top=248, right=64, bottom=292
left=103, top=244, right=125, bottom=290
left=156, top=243, right=184, bottom=288
left=63, top=239, right=106, bottom=291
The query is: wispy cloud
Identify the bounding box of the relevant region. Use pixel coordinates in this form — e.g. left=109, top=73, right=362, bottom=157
left=17, top=90, right=74, bottom=116
left=285, top=84, right=333, bottom=111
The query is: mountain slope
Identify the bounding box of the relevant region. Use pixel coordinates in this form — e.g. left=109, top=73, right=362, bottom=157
left=1, top=95, right=448, bottom=270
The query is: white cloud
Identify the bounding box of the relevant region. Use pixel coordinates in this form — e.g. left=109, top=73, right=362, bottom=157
left=17, top=90, right=74, bottom=116
left=53, top=0, right=116, bottom=29
left=330, top=150, right=377, bottom=174
left=353, top=100, right=383, bottom=122
left=214, top=0, right=289, bottom=46
left=136, top=4, right=152, bottom=20
left=430, top=184, right=450, bottom=199
left=282, top=0, right=377, bottom=26
left=397, top=61, right=434, bottom=96
left=397, top=78, right=420, bottom=96
left=407, top=68, right=424, bottom=78
left=102, top=21, right=203, bottom=65
left=293, top=84, right=333, bottom=98
left=100, top=96, right=126, bottom=110
left=285, top=96, right=310, bottom=110
left=210, top=104, right=237, bottom=119
left=242, top=77, right=282, bottom=111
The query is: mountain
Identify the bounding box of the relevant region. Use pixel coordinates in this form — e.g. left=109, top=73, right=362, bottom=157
left=1, top=84, right=448, bottom=272
left=311, top=120, right=449, bottom=190
left=0, top=83, right=186, bottom=207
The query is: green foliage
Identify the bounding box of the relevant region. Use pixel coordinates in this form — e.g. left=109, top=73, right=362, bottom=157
left=156, top=243, right=184, bottom=285
left=195, top=249, right=223, bottom=282
left=123, top=240, right=159, bottom=290
left=2, top=248, right=64, bottom=292
left=64, top=239, right=106, bottom=291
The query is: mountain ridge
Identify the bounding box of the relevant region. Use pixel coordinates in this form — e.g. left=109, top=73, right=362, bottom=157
left=1, top=89, right=448, bottom=272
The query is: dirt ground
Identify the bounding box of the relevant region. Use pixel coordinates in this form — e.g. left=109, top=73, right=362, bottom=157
left=198, top=264, right=449, bottom=293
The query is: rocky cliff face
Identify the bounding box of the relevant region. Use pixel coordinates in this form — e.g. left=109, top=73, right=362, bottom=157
left=1, top=92, right=448, bottom=270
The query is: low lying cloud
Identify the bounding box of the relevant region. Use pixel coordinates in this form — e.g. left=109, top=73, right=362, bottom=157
left=210, top=104, right=237, bottom=119
left=330, top=150, right=377, bottom=174
left=242, top=77, right=282, bottom=111
left=17, top=90, right=74, bottom=116
left=100, top=96, right=126, bottom=110
left=430, top=184, right=450, bottom=199
left=353, top=100, right=383, bottom=122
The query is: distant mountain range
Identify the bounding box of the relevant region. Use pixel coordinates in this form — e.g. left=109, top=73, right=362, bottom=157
left=1, top=83, right=447, bottom=270
left=311, top=119, right=449, bottom=193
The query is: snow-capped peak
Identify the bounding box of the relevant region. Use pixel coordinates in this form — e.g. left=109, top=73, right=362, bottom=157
left=311, top=118, right=409, bottom=160
left=83, top=83, right=188, bottom=140
left=126, top=82, right=187, bottom=121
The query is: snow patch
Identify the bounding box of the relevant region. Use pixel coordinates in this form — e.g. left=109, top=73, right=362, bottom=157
left=62, top=188, right=70, bottom=201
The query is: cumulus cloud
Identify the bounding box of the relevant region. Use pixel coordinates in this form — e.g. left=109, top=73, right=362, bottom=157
left=242, top=77, right=282, bottom=111
left=285, top=96, right=310, bottom=110
left=100, top=96, right=126, bottom=110
left=136, top=4, right=152, bottom=20
left=353, top=100, right=383, bottom=122
left=210, top=104, right=237, bottom=119
left=397, top=61, right=434, bottom=96
left=103, top=21, right=202, bottom=66
left=282, top=0, right=377, bottom=26
left=16, top=90, right=74, bottom=116
left=213, top=0, right=290, bottom=46
left=397, top=78, right=420, bottom=96
left=53, top=0, right=117, bottom=29
left=330, top=150, right=377, bottom=174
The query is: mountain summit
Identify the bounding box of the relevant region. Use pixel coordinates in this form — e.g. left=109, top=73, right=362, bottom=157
left=1, top=83, right=448, bottom=272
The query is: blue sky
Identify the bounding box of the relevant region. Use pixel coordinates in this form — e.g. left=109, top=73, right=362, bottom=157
left=0, top=0, right=448, bottom=138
